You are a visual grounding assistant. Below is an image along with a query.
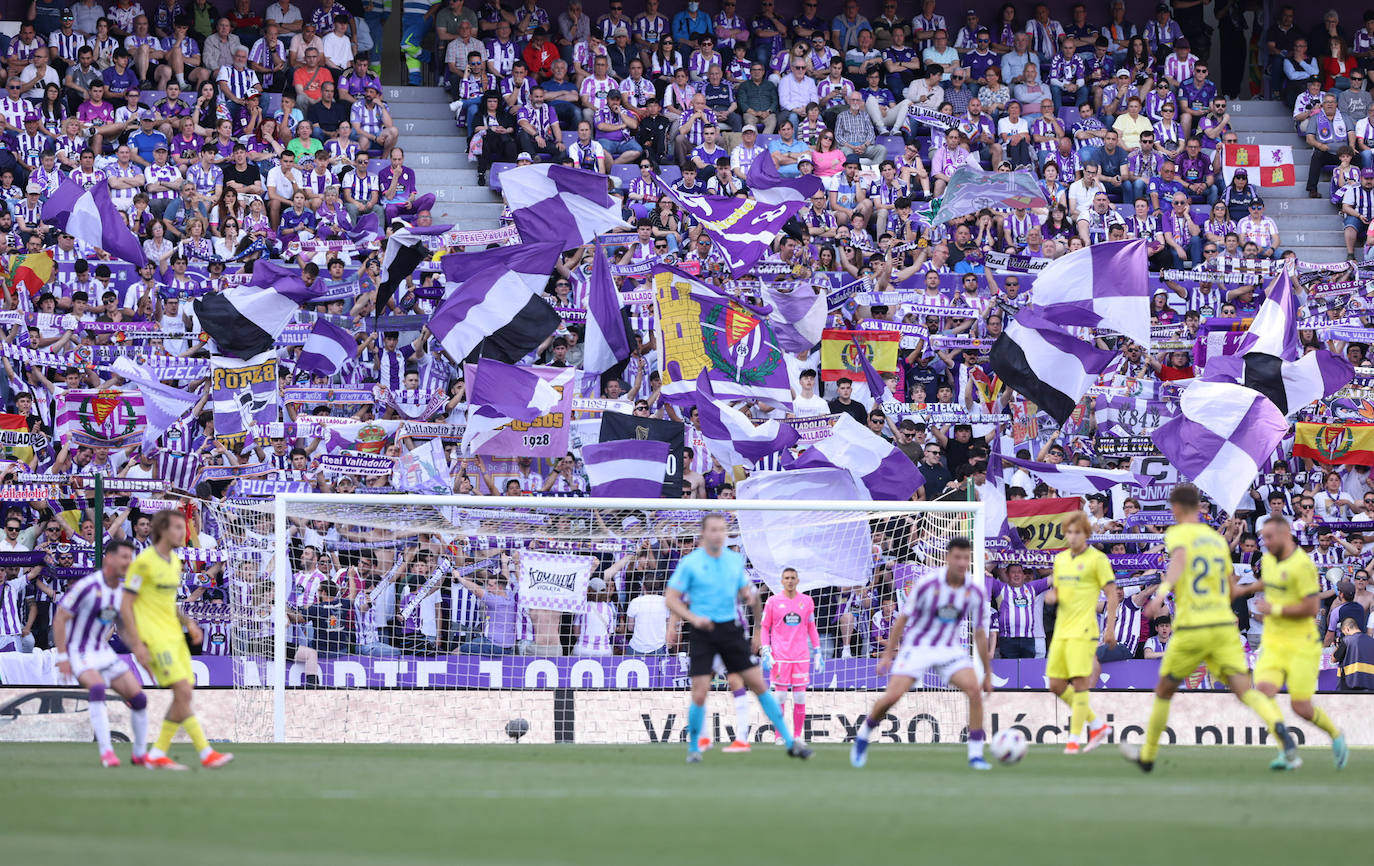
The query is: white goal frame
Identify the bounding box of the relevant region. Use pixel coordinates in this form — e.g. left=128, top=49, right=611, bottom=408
left=266, top=493, right=985, bottom=743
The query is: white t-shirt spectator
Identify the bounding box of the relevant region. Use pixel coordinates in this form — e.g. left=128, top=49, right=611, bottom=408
left=626, top=592, right=669, bottom=653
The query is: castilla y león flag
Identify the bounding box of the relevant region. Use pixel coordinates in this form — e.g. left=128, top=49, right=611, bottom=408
left=1222, top=144, right=1294, bottom=187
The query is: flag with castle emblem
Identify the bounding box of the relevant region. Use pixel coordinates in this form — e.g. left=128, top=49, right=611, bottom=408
left=1222, top=144, right=1294, bottom=187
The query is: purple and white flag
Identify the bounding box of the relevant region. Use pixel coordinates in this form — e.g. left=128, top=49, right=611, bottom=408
left=693, top=370, right=799, bottom=468
left=432, top=241, right=566, bottom=362
left=736, top=467, right=875, bottom=591
left=786, top=413, right=922, bottom=501
left=1029, top=239, right=1151, bottom=348
left=580, top=438, right=670, bottom=498
left=656, top=180, right=805, bottom=275
left=373, top=224, right=452, bottom=316
left=198, top=260, right=328, bottom=359
left=761, top=281, right=826, bottom=353
left=1234, top=267, right=1301, bottom=361
left=1203, top=349, right=1355, bottom=418
left=111, top=357, right=200, bottom=453
left=41, top=180, right=146, bottom=266
left=1150, top=380, right=1288, bottom=512
left=746, top=153, right=825, bottom=205
left=989, top=304, right=1118, bottom=424
left=210, top=350, right=280, bottom=448
left=582, top=242, right=634, bottom=375
left=993, top=451, right=1150, bottom=496
left=296, top=318, right=358, bottom=378
left=501, top=164, right=626, bottom=249
left=462, top=359, right=563, bottom=454
left=393, top=436, right=454, bottom=495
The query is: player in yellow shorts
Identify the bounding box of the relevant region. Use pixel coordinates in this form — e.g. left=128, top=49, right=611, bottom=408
left=120, top=509, right=234, bottom=770
left=1044, top=512, right=1115, bottom=755
left=1121, top=484, right=1298, bottom=773
left=1252, top=519, right=1348, bottom=770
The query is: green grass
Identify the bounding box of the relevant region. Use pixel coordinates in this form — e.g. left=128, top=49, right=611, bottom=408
left=0, top=742, right=1363, bottom=865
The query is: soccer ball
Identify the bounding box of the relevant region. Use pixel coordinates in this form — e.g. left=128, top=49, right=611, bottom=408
left=989, top=729, right=1028, bottom=765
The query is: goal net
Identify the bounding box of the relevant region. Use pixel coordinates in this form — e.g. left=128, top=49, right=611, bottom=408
left=209, top=494, right=984, bottom=745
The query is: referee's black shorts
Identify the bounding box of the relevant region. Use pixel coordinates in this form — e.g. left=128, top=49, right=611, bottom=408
left=687, top=621, right=757, bottom=677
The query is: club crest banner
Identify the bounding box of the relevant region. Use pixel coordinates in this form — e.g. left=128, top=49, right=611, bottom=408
left=55, top=390, right=146, bottom=447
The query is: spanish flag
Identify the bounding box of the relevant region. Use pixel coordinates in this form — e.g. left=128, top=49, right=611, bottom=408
left=820, top=329, right=900, bottom=382
left=1293, top=422, right=1374, bottom=466
left=1007, top=497, right=1082, bottom=550
left=8, top=251, right=53, bottom=297
left=0, top=412, right=34, bottom=464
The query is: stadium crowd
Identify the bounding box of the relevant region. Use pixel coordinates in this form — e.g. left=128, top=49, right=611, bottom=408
left=0, top=0, right=1369, bottom=691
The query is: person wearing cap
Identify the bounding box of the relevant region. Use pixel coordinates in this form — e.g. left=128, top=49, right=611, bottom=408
left=1236, top=198, right=1279, bottom=258
left=730, top=122, right=763, bottom=173
left=1161, top=36, right=1197, bottom=90
left=142, top=143, right=184, bottom=218
left=605, top=25, right=634, bottom=80
left=129, top=110, right=169, bottom=165
left=594, top=89, right=643, bottom=164
left=1143, top=3, right=1181, bottom=56
left=350, top=83, right=398, bottom=153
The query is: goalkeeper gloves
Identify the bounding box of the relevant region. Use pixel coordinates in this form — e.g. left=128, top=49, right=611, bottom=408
left=811, top=646, right=825, bottom=674
left=760, top=645, right=773, bottom=675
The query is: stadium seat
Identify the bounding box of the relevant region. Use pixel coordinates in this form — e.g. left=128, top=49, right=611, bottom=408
left=875, top=136, right=903, bottom=159
left=489, top=162, right=516, bottom=191
left=611, top=164, right=639, bottom=186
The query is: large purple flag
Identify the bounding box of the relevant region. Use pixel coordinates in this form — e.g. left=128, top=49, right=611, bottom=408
left=581, top=439, right=670, bottom=498
left=1151, top=380, right=1288, bottom=511
left=1235, top=267, right=1301, bottom=361
left=501, top=164, right=626, bottom=249
left=41, top=180, right=146, bottom=266
left=583, top=244, right=634, bottom=375
left=432, top=241, right=566, bottom=362
left=786, top=413, right=922, bottom=501
left=1030, top=239, right=1151, bottom=348
left=693, top=370, right=799, bottom=467
left=462, top=359, right=564, bottom=454
left=1202, top=349, right=1355, bottom=418
left=656, top=179, right=804, bottom=275
left=989, top=304, right=1118, bottom=424
left=760, top=281, right=826, bottom=353
left=746, top=153, right=825, bottom=205
left=296, top=318, right=358, bottom=378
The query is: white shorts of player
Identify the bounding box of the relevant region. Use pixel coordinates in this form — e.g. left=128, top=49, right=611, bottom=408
left=69, top=648, right=132, bottom=683
left=890, top=645, right=972, bottom=685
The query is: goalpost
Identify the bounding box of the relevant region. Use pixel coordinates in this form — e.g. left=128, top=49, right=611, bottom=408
left=210, top=494, right=985, bottom=745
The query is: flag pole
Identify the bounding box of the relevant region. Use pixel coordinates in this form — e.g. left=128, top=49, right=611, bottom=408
left=93, top=472, right=104, bottom=568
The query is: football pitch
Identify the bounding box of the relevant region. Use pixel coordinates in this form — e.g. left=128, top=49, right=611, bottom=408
left=0, top=742, right=1361, bottom=865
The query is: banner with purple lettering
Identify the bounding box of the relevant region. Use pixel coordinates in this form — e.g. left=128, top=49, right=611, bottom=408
left=460, top=365, right=575, bottom=458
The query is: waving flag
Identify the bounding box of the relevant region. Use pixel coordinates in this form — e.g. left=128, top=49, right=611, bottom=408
left=737, top=467, right=875, bottom=591
left=196, top=260, right=324, bottom=359
left=989, top=305, right=1117, bottom=424
left=501, top=164, right=626, bottom=249
left=1235, top=268, right=1301, bottom=361
left=462, top=360, right=563, bottom=455
left=581, top=439, right=670, bottom=498
left=1151, top=380, right=1288, bottom=512
left=1222, top=144, right=1294, bottom=187
left=296, top=318, right=358, bottom=378
left=930, top=165, right=1047, bottom=225
left=656, top=180, right=804, bottom=275
left=582, top=243, right=635, bottom=375
left=993, top=451, right=1149, bottom=496
left=374, top=224, right=452, bottom=316
left=6, top=251, right=54, bottom=297
left=652, top=267, right=792, bottom=409
left=111, top=357, right=201, bottom=453
left=693, top=370, right=800, bottom=468
left=820, top=328, right=900, bottom=383
left=41, top=180, right=146, bottom=266
left=1006, top=497, right=1081, bottom=549
left=210, top=351, right=280, bottom=449
left=746, top=153, right=825, bottom=205
left=55, top=389, right=146, bottom=448
left=1028, top=239, right=1151, bottom=348
left=1293, top=422, right=1374, bottom=466
left=434, top=241, right=566, bottom=363
left=786, top=413, right=922, bottom=501
left=760, top=280, right=826, bottom=353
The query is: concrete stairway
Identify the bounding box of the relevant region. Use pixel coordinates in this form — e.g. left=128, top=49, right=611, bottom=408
left=381, top=85, right=503, bottom=229
left=1227, top=99, right=1346, bottom=263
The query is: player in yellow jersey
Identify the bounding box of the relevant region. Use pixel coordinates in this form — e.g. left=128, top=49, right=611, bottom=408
left=1253, top=519, right=1348, bottom=770
left=119, top=509, right=234, bottom=770
left=1044, top=512, right=1115, bottom=755
left=1121, top=484, right=1298, bottom=772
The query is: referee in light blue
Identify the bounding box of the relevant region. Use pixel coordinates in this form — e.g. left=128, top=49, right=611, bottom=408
left=665, top=513, right=813, bottom=764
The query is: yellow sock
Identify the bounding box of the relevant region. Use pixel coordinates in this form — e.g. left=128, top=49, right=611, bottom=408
left=1309, top=706, right=1340, bottom=738
left=1140, top=697, right=1171, bottom=763
left=155, top=719, right=179, bottom=753
left=1059, top=686, right=1097, bottom=725
left=1069, top=689, right=1092, bottom=742
left=1239, top=689, right=1283, bottom=741
left=182, top=715, right=210, bottom=753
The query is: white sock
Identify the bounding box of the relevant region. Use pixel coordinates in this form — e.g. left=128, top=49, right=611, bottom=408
left=967, top=737, right=985, bottom=760
left=857, top=719, right=878, bottom=743
left=732, top=690, right=750, bottom=743
left=131, top=707, right=148, bottom=757
left=89, top=700, right=112, bottom=752
left=148, top=747, right=165, bottom=760
left=199, top=746, right=214, bottom=761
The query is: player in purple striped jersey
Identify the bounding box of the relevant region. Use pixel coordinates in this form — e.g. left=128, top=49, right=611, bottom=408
left=53, top=540, right=149, bottom=768
left=851, top=538, right=994, bottom=770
